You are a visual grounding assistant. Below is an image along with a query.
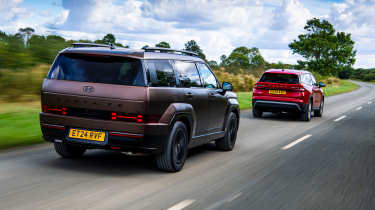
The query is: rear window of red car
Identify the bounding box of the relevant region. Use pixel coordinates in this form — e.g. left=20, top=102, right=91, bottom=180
left=260, top=73, right=299, bottom=84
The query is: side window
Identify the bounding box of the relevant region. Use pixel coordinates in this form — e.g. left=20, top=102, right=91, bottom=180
left=311, top=74, right=317, bottom=86
left=144, top=60, right=176, bottom=87
left=301, top=74, right=312, bottom=85
left=197, top=63, right=219, bottom=89
left=174, top=61, right=202, bottom=88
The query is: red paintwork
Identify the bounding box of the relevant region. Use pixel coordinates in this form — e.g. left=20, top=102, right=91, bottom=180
left=252, top=69, right=324, bottom=109
left=264, top=69, right=309, bottom=75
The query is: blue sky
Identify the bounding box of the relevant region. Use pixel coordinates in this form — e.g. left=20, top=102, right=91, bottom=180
left=1, top=0, right=375, bottom=68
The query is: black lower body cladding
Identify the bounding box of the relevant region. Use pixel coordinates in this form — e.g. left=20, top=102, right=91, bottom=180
left=40, top=113, right=170, bottom=154
left=253, top=100, right=305, bottom=113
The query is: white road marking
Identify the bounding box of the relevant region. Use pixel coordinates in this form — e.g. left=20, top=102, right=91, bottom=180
left=281, top=134, right=312, bottom=150
left=368, top=101, right=373, bottom=104
left=205, top=192, right=243, bottom=210
left=334, top=115, right=347, bottom=122
left=356, top=106, right=362, bottom=111
left=227, top=192, right=242, bottom=203
left=168, top=199, right=195, bottom=210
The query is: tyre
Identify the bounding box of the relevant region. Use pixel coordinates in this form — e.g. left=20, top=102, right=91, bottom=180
left=253, top=108, right=263, bottom=118
left=216, top=112, right=239, bottom=151
left=301, top=99, right=312, bottom=121
left=156, top=121, right=188, bottom=172
left=314, top=98, right=324, bottom=117
left=54, top=142, right=86, bottom=158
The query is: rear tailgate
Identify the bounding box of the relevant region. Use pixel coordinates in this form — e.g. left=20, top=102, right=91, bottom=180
left=253, top=82, right=305, bottom=102
left=41, top=79, right=147, bottom=114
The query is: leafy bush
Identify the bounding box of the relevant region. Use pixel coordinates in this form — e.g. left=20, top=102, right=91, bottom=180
left=363, top=73, right=375, bottom=81
left=0, top=64, right=49, bottom=101
left=213, top=68, right=258, bottom=92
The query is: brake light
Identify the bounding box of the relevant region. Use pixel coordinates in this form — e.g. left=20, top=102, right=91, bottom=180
left=42, top=105, right=67, bottom=115
left=254, top=83, right=265, bottom=90
left=111, top=112, right=143, bottom=123
left=290, top=85, right=305, bottom=92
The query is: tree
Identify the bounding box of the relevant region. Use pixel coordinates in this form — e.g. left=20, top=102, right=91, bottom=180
left=248, top=47, right=265, bottom=67
left=225, top=47, right=251, bottom=68
left=184, top=40, right=206, bottom=60
left=289, top=18, right=356, bottom=75
left=222, top=46, right=265, bottom=68
left=0, top=31, right=8, bottom=42
left=94, top=34, right=126, bottom=47
left=266, top=61, right=294, bottom=70
left=155, top=41, right=171, bottom=48
left=338, top=67, right=353, bottom=79
left=102, top=33, right=116, bottom=45
left=207, top=60, right=218, bottom=67
left=18, top=27, right=35, bottom=44
left=220, top=55, right=227, bottom=66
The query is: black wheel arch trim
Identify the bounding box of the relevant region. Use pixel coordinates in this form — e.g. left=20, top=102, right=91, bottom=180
left=223, top=104, right=240, bottom=131
left=159, top=103, right=195, bottom=142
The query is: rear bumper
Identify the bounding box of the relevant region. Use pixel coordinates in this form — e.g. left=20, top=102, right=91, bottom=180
left=253, top=100, right=305, bottom=112
left=40, top=113, right=169, bottom=154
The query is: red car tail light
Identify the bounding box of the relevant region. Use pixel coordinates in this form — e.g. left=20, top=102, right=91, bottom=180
left=254, top=83, right=265, bottom=90
left=290, top=84, right=305, bottom=92
left=42, top=105, right=67, bottom=115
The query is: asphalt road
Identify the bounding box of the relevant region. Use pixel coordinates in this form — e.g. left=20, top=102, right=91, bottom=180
left=1, top=81, right=375, bottom=210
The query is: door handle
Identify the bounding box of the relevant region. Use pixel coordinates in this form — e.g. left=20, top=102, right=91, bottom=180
left=185, top=92, right=194, bottom=98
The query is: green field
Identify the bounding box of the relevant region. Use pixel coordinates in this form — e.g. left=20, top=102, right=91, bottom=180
left=237, top=92, right=253, bottom=110
left=323, top=80, right=360, bottom=96
left=0, top=80, right=361, bottom=150
left=0, top=102, right=43, bottom=150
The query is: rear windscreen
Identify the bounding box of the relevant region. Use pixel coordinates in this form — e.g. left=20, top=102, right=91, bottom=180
left=47, top=54, right=145, bottom=86
left=260, top=73, right=299, bottom=84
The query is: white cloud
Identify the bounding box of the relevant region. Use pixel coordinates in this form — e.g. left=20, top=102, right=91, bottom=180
left=329, top=0, right=375, bottom=68
left=52, top=0, right=317, bottom=64
left=56, top=0, right=275, bottom=61
left=2, top=0, right=375, bottom=68
left=272, top=0, right=312, bottom=31
left=0, top=0, right=29, bottom=23
left=261, top=49, right=304, bottom=64
left=355, top=54, right=375, bottom=68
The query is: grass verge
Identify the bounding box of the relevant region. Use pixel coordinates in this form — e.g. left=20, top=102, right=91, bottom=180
left=323, top=80, right=359, bottom=97
left=0, top=102, right=43, bottom=150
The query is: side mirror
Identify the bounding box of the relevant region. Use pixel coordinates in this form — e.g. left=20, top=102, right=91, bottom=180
left=319, top=82, right=326, bottom=88
left=222, top=81, right=233, bottom=91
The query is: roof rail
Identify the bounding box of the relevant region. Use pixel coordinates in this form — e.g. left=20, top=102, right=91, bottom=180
left=142, top=46, right=199, bottom=57
left=72, top=42, right=115, bottom=49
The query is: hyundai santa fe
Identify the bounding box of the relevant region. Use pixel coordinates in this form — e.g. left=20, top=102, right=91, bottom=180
left=252, top=69, right=325, bottom=121
left=40, top=43, right=240, bottom=172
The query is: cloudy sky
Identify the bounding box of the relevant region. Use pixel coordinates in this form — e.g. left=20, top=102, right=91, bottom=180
left=1, top=0, right=375, bottom=68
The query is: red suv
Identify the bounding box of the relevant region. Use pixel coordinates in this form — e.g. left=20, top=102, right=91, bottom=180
left=252, top=69, right=325, bottom=121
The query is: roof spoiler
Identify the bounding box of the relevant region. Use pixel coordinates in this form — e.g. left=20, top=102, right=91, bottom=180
left=142, top=46, right=199, bottom=57
left=72, top=42, right=116, bottom=49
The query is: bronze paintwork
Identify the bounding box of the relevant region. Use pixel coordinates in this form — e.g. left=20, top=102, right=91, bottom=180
left=40, top=47, right=240, bottom=153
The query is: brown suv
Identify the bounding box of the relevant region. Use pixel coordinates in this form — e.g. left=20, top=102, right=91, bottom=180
left=40, top=43, right=240, bottom=172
